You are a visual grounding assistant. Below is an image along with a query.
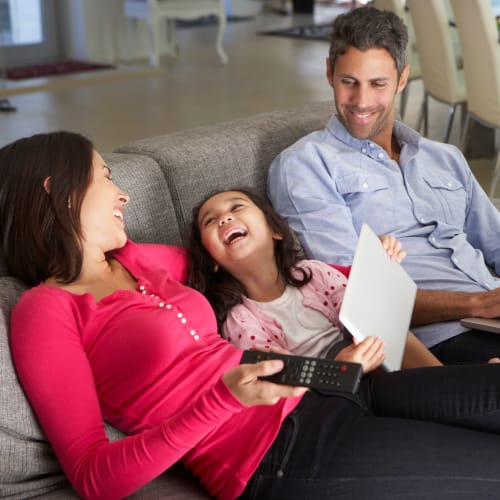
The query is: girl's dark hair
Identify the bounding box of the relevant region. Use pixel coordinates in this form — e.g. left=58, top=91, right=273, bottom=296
left=0, top=131, right=94, bottom=286
left=188, top=188, right=312, bottom=331
left=329, top=6, right=408, bottom=78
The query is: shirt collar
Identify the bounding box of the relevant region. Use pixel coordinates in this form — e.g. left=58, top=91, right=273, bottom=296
left=326, top=114, right=421, bottom=154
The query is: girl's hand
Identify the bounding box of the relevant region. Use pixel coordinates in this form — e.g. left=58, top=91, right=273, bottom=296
left=335, top=336, right=385, bottom=373
left=222, top=360, right=307, bottom=406
left=379, top=235, right=406, bottom=263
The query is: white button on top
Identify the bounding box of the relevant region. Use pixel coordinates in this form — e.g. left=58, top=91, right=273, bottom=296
left=361, top=148, right=367, bottom=153
left=377, top=152, right=384, bottom=159
left=166, top=304, right=172, bottom=309
left=447, top=182, right=452, bottom=188
left=139, top=285, right=146, bottom=291
left=362, top=182, right=368, bottom=189
left=177, top=312, right=183, bottom=319
left=181, top=318, right=187, bottom=324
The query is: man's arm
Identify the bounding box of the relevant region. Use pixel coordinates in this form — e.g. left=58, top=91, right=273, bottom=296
left=412, top=288, right=500, bottom=326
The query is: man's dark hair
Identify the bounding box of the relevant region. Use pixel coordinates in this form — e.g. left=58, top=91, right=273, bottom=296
left=329, top=6, right=408, bottom=77
left=188, top=188, right=312, bottom=331
left=0, top=131, right=94, bottom=285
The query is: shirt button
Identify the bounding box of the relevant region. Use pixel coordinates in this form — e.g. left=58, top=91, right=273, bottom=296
left=166, top=304, right=172, bottom=309
left=139, top=285, right=146, bottom=291
left=361, top=148, right=367, bottom=153
left=181, top=318, right=187, bottom=324
left=177, top=312, right=183, bottom=319
left=158, top=302, right=165, bottom=308
left=377, top=152, right=384, bottom=159
left=362, top=182, right=368, bottom=189
left=447, top=182, right=452, bottom=188
left=190, top=330, right=196, bottom=336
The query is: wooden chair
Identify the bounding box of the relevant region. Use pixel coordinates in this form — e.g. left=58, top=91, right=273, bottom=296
left=123, top=0, right=228, bottom=66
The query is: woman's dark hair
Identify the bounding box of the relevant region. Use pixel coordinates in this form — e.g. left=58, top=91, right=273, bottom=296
left=188, top=188, right=312, bottom=331
left=329, top=6, right=408, bottom=78
left=0, top=131, right=94, bottom=286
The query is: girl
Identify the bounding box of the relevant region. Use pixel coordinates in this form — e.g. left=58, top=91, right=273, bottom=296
left=189, top=188, right=441, bottom=372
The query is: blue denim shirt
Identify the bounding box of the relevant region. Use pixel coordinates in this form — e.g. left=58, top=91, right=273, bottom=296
left=268, top=114, right=500, bottom=347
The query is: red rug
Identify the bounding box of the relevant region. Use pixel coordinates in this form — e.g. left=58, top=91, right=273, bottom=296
left=5, top=60, right=115, bottom=80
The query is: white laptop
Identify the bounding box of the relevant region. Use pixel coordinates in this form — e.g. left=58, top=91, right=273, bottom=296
left=460, top=317, right=500, bottom=334
left=339, top=224, right=417, bottom=372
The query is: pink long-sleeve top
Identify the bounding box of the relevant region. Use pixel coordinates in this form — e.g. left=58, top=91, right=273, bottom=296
left=10, top=241, right=302, bottom=500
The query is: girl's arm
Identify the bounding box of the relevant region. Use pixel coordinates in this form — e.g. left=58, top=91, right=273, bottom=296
left=401, top=331, right=442, bottom=369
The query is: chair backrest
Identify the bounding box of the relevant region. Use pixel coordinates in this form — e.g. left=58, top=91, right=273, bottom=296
left=450, top=0, right=500, bottom=126
left=373, top=0, right=421, bottom=80
left=407, top=0, right=464, bottom=103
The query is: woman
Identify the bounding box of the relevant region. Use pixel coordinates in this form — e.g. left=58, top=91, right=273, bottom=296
left=2, top=131, right=500, bottom=500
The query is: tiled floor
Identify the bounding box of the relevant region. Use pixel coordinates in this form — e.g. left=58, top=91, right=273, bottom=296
left=0, top=3, right=496, bottom=192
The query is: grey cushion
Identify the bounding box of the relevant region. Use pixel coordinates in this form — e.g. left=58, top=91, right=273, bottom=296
left=104, top=153, right=183, bottom=246
left=116, top=102, right=332, bottom=244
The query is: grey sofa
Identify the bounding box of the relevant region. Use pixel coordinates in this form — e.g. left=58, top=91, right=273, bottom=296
left=0, top=102, right=332, bottom=499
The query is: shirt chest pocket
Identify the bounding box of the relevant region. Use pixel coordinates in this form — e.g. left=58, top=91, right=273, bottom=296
left=336, top=173, right=397, bottom=233
left=422, top=175, right=467, bottom=225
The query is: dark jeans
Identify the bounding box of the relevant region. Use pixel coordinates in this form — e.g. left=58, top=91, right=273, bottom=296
left=240, top=364, right=500, bottom=499
left=430, top=329, right=500, bottom=364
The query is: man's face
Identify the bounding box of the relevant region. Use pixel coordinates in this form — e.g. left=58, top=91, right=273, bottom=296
left=327, top=47, right=408, bottom=144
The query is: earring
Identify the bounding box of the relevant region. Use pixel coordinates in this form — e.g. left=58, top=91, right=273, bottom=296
left=213, top=263, right=219, bottom=273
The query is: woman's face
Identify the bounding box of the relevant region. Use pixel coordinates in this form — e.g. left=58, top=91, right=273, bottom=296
left=197, top=191, right=282, bottom=272
left=79, top=150, right=129, bottom=253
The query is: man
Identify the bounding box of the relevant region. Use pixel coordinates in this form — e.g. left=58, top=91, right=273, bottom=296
left=268, top=6, right=500, bottom=364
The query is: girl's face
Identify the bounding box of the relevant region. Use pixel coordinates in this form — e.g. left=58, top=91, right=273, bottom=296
left=197, top=191, right=282, bottom=271
left=79, top=150, right=130, bottom=253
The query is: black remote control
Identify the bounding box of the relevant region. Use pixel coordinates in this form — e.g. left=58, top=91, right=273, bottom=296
left=240, top=350, right=362, bottom=394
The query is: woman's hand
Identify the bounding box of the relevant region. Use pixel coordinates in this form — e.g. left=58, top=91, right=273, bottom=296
left=223, top=359, right=307, bottom=407
left=335, top=336, right=385, bottom=373
left=379, top=235, right=406, bottom=263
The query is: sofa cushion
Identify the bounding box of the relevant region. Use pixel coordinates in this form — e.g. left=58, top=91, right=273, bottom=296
left=116, top=102, right=332, bottom=243
left=104, top=153, right=183, bottom=246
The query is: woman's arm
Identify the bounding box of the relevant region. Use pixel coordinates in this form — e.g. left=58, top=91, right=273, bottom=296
left=10, top=288, right=243, bottom=500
